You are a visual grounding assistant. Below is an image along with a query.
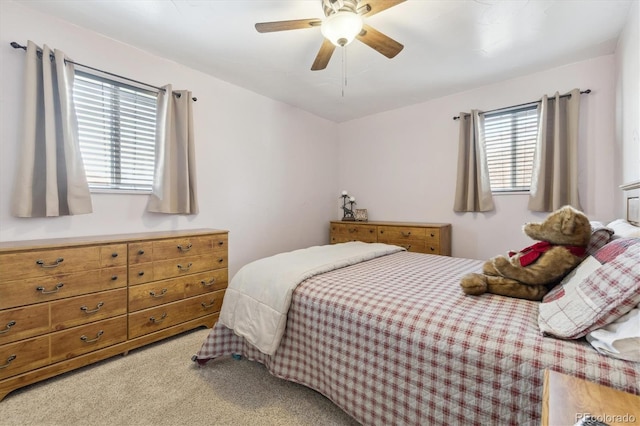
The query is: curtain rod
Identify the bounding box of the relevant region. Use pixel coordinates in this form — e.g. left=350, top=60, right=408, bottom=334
left=10, top=42, right=197, bottom=102
left=452, top=89, right=591, bottom=120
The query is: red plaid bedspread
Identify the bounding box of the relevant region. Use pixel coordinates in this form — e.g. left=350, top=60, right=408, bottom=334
left=195, top=252, right=640, bottom=425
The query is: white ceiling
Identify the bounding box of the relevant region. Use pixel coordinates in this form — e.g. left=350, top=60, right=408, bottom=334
left=18, top=0, right=634, bottom=123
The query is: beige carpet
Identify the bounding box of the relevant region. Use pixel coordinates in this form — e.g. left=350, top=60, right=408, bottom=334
left=0, top=328, right=359, bottom=426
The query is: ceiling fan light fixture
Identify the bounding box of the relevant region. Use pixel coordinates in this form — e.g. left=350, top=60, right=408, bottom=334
left=321, top=11, right=363, bottom=47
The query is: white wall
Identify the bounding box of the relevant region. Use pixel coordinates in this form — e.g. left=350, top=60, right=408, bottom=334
left=615, top=0, right=639, bottom=202
left=338, top=56, right=618, bottom=260
left=0, top=1, right=339, bottom=277
left=0, top=1, right=634, bottom=269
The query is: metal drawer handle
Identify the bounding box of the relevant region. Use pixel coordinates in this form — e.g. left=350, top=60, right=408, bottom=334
left=111, top=275, right=118, bottom=281
left=0, top=320, right=17, bottom=334
left=80, top=302, right=104, bottom=314
left=0, top=354, right=17, bottom=369
left=430, top=247, right=435, bottom=251
left=138, top=249, right=145, bottom=255
left=200, top=278, right=216, bottom=287
left=217, top=240, right=225, bottom=246
left=177, top=243, right=192, bottom=252
left=177, top=263, right=192, bottom=271
left=138, top=271, right=145, bottom=276
left=430, top=233, right=435, bottom=237
left=36, top=283, right=64, bottom=294
left=217, top=258, right=224, bottom=263
left=111, top=252, right=118, bottom=258
left=201, top=300, right=216, bottom=309
left=150, top=288, right=168, bottom=298
left=36, top=257, right=64, bottom=268
left=150, top=313, right=167, bottom=324
left=401, top=231, right=412, bottom=237
left=80, top=330, right=104, bottom=343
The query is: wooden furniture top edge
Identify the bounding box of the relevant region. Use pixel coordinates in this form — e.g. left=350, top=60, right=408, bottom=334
left=0, top=228, right=228, bottom=252
left=330, top=221, right=451, bottom=227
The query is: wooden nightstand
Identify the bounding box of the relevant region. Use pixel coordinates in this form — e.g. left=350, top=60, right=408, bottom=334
left=541, top=370, right=640, bottom=426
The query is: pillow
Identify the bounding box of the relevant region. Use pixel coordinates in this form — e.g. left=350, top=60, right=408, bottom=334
left=586, top=305, right=640, bottom=362
left=607, top=218, right=640, bottom=239
left=538, top=238, right=640, bottom=339
left=586, top=221, right=614, bottom=256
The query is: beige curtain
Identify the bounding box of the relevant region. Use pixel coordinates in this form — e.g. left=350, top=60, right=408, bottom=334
left=453, top=110, right=495, bottom=212
left=528, top=89, right=582, bottom=212
left=12, top=41, right=92, bottom=217
left=146, top=85, right=199, bottom=214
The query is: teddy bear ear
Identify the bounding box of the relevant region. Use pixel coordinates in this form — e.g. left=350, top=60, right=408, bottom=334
left=560, top=206, right=577, bottom=235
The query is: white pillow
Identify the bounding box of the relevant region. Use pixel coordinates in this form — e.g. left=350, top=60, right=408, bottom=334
left=607, top=219, right=640, bottom=238
left=586, top=306, right=640, bottom=362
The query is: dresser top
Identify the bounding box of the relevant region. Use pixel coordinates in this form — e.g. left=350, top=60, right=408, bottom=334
left=330, top=220, right=450, bottom=227
left=0, top=228, right=228, bottom=252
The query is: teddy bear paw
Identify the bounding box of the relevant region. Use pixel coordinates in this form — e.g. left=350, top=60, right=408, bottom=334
left=460, top=273, right=488, bottom=295
left=492, top=256, right=511, bottom=270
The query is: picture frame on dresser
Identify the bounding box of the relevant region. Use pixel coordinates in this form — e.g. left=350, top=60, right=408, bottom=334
left=354, top=209, right=368, bottom=221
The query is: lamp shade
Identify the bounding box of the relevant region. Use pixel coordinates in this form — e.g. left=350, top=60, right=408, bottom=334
left=321, top=11, right=363, bottom=46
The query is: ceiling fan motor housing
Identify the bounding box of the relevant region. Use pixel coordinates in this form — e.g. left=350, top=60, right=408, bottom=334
left=323, top=0, right=359, bottom=17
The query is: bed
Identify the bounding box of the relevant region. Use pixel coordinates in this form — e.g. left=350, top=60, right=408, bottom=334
left=194, top=193, right=640, bottom=425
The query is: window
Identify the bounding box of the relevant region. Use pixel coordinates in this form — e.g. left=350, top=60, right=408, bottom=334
left=484, top=105, right=539, bottom=192
left=73, top=71, right=157, bottom=192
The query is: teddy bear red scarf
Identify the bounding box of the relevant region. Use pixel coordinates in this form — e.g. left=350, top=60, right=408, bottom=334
left=509, top=241, right=586, bottom=267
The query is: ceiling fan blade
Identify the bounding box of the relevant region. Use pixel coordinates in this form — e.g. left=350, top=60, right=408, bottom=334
left=356, top=24, right=404, bottom=59
left=358, top=0, right=406, bottom=17
left=255, top=19, right=321, bottom=33
left=311, top=39, right=336, bottom=71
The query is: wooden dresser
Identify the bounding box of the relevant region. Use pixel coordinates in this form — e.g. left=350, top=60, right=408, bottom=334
left=0, top=229, right=227, bottom=401
left=330, top=221, right=451, bottom=256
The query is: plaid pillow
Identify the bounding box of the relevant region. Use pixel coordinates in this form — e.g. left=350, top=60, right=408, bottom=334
left=538, top=238, right=640, bottom=339
left=586, top=221, right=614, bottom=256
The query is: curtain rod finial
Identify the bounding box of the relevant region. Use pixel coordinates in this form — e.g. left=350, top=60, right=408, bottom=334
left=10, top=41, right=26, bottom=50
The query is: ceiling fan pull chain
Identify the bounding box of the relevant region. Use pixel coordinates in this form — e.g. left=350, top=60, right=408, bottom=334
left=342, top=46, right=347, bottom=97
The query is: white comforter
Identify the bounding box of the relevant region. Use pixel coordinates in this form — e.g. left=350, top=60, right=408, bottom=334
left=219, top=242, right=405, bottom=355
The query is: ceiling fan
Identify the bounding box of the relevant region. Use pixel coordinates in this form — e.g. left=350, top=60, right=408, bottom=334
left=255, top=0, right=406, bottom=71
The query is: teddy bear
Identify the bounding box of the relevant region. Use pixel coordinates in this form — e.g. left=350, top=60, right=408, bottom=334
left=460, top=205, right=592, bottom=301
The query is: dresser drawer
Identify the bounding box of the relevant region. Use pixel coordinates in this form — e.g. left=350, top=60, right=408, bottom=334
left=50, top=316, right=127, bottom=363
left=331, top=223, right=377, bottom=243
left=128, top=279, right=185, bottom=312
left=128, top=263, right=154, bottom=286
left=0, top=244, right=126, bottom=281
left=0, top=335, right=50, bottom=380
left=128, top=242, right=154, bottom=265
left=153, top=254, right=223, bottom=281
left=50, top=288, right=127, bottom=331
left=152, top=236, right=215, bottom=260
left=0, top=266, right=127, bottom=310
left=377, top=226, right=427, bottom=241
left=0, top=304, right=50, bottom=345
left=128, top=291, right=225, bottom=339
left=184, top=269, right=228, bottom=298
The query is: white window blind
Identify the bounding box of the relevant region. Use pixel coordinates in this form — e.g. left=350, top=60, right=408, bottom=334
left=73, top=71, right=157, bottom=192
left=484, top=105, right=539, bottom=192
